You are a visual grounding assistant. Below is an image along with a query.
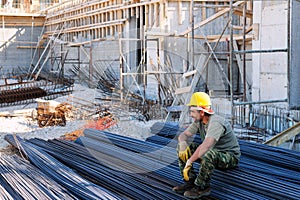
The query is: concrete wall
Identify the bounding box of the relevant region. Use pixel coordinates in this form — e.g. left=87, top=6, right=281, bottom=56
left=0, top=26, right=43, bottom=75
left=252, top=1, right=288, bottom=102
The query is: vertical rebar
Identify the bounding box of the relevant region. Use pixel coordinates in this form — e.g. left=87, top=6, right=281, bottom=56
left=242, top=2, right=247, bottom=127
left=230, top=0, right=234, bottom=126
left=89, top=41, right=93, bottom=88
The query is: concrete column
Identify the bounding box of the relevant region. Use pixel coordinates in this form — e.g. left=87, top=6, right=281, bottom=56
left=252, top=1, right=262, bottom=102
left=289, top=0, right=300, bottom=109
left=252, top=1, right=288, bottom=102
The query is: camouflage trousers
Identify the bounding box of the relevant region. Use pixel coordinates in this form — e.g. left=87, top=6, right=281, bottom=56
left=177, top=143, right=239, bottom=189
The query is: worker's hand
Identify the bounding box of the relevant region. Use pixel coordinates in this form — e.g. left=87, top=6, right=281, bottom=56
left=178, top=146, right=191, bottom=162
left=183, top=159, right=193, bottom=181
left=178, top=141, right=191, bottom=162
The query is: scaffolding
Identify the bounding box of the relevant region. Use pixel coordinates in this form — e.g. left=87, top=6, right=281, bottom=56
left=1, top=0, right=299, bottom=144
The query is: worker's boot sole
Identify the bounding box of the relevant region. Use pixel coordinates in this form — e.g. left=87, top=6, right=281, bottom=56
left=172, top=181, right=195, bottom=194
left=184, top=186, right=211, bottom=199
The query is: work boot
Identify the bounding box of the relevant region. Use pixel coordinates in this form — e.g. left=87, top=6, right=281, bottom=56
left=172, top=180, right=195, bottom=194
left=184, top=186, right=211, bottom=199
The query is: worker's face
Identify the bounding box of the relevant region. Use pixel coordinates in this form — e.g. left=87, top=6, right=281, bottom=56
left=189, top=109, right=203, bottom=122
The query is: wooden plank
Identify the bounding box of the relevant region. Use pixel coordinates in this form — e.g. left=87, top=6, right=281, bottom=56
left=180, top=1, right=245, bottom=36
left=175, top=86, right=192, bottom=95
left=183, top=70, right=197, bottom=78
left=168, top=0, right=230, bottom=2
left=159, top=0, right=164, bottom=29
left=0, top=109, right=34, bottom=117
left=154, top=3, right=159, bottom=27
left=264, top=122, right=300, bottom=146
left=193, top=34, right=253, bottom=43
left=233, top=8, right=253, bottom=18
left=145, top=5, right=149, bottom=28
left=149, top=4, right=152, bottom=27
left=245, top=25, right=253, bottom=34
left=0, top=15, right=45, bottom=26
left=252, top=23, right=259, bottom=41
left=17, top=46, right=45, bottom=49
left=202, top=2, right=206, bottom=20
left=178, top=0, right=182, bottom=24
left=233, top=41, right=250, bottom=87
left=189, top=0, right=192, bottom=23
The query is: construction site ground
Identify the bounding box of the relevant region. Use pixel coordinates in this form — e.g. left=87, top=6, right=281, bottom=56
left=0, top=83, right=159, bottom=151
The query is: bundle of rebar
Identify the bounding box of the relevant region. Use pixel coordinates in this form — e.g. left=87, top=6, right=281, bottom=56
left=0, top=87, right=47, bottom=104
left=4, top=122, right=300, bottom=199
left=82, top=129, right=300, bottom=199
left=0, top=154, right=75, bottom=199
left=27, top=137, right=185, bottom=200
left=5, top=135, right=122, bottom=200
left=147, top=122, right=300, bottom=199
left=0, top=77, right=74, bottom=107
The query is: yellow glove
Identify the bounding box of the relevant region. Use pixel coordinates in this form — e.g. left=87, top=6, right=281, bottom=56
left=183, top=159, right=193, bottom=181
left=178, top=146, right=191, bottom=162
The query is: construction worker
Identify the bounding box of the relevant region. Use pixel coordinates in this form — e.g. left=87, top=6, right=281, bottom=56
left=172, top=92, right=241, bottom=199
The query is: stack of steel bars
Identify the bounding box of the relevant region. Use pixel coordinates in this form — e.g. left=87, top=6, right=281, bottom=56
left=0, top=154, right=75, bottom=199
left=27, top=137, right=186, bottom=199
left=146, top=122, right=300, bottom=199
left=5, top=135, right=122, bottom=200
left=6, top=134, right=186, bottom=200
left=80, top=129, right=300, bottom=199
left=5, top=121, right=300, bottom=200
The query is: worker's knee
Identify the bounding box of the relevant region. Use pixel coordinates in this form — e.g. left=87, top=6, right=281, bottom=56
left=201, top=149, right=218, bottom=168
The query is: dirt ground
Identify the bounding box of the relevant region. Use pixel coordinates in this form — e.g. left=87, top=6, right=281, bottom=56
left=0, top=83, right=161, bottom=151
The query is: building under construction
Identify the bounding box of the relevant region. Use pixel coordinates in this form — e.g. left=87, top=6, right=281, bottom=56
left=1, top=0, right=299, bottom=146
left=0, top=0, right=300, bottom=198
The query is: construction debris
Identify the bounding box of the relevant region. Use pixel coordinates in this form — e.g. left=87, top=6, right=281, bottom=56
left=84, top=115, right=117, bottom=131
left=60, top=111, right=117, bottom=141
left=67, top=95, right=102, bottom=119
left=59, top=129, right=84, bottom=141
left=35, top=99, right=72, bottom=127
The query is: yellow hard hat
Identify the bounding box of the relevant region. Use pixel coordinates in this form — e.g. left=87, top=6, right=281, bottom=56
left=187, top=92, right=214, bottom=114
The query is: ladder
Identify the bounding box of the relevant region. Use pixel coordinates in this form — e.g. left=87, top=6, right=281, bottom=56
left=165, top=49, right=207, bottom=126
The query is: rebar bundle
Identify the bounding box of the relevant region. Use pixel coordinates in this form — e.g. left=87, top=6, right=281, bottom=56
left=147, top=122, right=300, bottom=199
left=0, top=155, right=75, bottom=199
left=0, top=87, right=47, bottom=104
left=5, top=135, right=122, bottom=200
left=0, top=77, right=74, bottom=107
left=28, top=137, right=185, bottom=200
left=4, top=122, right=300, bottom=199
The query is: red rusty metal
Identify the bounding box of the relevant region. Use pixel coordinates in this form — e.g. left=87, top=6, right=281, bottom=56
left=0, top=75, right=74, bottom=107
